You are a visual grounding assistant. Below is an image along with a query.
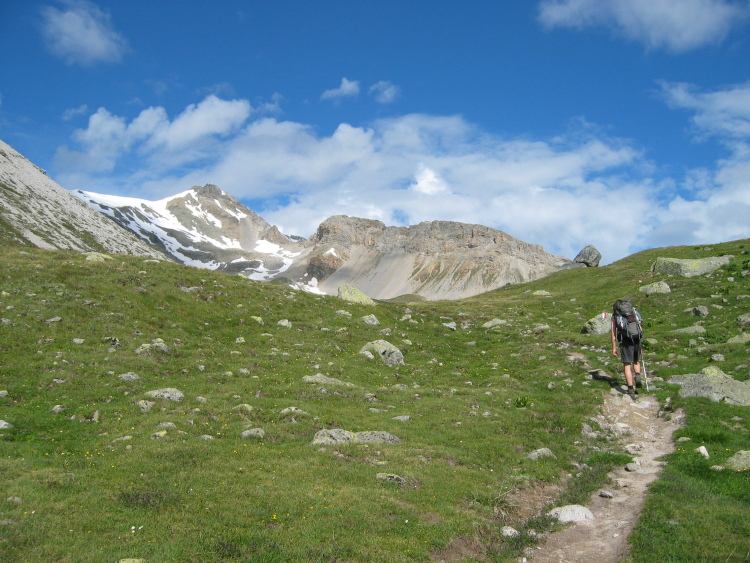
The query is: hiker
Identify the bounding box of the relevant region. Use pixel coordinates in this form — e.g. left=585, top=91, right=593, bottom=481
left=611, top=299, right=643, bottom=400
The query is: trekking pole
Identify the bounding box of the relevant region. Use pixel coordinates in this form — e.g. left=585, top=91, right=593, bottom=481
left=641, top=346, right=650, bottom=393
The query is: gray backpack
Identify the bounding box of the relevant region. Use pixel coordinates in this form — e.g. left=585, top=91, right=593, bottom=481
left=614, top=300, right=642, bottom=343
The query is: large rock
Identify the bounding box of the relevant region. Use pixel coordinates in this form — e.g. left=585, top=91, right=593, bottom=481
left=651, top=256, right=731, bottom=278
left=639, top=281, right=671, bottom=295
left=581, top=313, right=611, bottom=336
left=311, top=429, right=401, bottom=446
left=670, top=368, right=750, bottom=406
left=360, top=340, right=404, bottom=365
left=338, top=284, right=376, bottom=306
left=573, top=244, right=602, bottom=267
left=725, top=451, right=750, bottom=471
left=547, top=505, right=595, bottom=523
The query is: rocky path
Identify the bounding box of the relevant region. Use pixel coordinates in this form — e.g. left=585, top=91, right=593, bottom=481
left=528, top=391, right=684, bottom=563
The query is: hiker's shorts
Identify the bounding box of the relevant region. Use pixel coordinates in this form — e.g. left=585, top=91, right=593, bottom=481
left=620, top=341, right=640, bottom=364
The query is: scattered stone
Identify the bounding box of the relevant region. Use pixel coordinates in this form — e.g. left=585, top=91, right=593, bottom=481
left=144, top=388, right=184, bottom=402
left=651, top=256, right=731, bottom=277
left=533, top=290, right=551, bottom=296
left=639, top=281, right=671, bottom=296
left=277, top=319, right=292, bottom=328
left=52, top=405, right=65, bottom=413
left=136, top=400, right=154, bottom=413
left=72, top=338, right=85, bottom=345
left=711, top=354, right=725, bottom=362
left=198, top=435, right=214, bottom=440
left=151, top=430, right=168, bottom=439
left=360, top=340, right=404, bottom=365
left=738, top=313, right=750, bottom=326
left=482, top=319, right=508, bottom=329
left=281, top=407, right=308, bottom=416
left=670, top=325, right=707, bottom=335
left=696, top=446, right=710, bottom=459
left=233, top=404, right=254, bottom=413
left=241, top=428, right=265, bottom=439
left=392, top=415, right=411, bottom=422
left=45, top=316, right=62, bottom=323
left=548, top=505, right=594, bottom=523
left=442, top=321, right=457, bottom=330
left=118, top=372, right=140, bottom=381
left=528, top=447, right=557, bottom=461
left=501, top=526, right=521, bottom=538
left=361, top=314, right=380, bottom=326
left=0, top=420, right=12, bottom=429
left=599, top=490, right=615, bottom=498
left=692, top=305, right=710, bottom=317
left=376, top=473, right=405, bottom=484
left=302, top=374, right=353, bottom=389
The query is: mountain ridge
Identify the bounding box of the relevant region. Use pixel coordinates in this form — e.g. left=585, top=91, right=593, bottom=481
left=1, top=138, right=576, bottom=300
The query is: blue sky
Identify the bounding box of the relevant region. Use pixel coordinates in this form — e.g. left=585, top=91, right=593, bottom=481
left=2, top=0, right=750, bottom=264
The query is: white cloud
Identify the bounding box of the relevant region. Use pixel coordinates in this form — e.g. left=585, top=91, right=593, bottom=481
left=369, top=81, right=401, bottom=104
left=321, top=78, right=360, bottom=102
left=62, top=104, right=89, bottom=121
left=56, top=95, right=251, bottom=173
left=40, top=0, right=130, bottom=66
left=660, top=80, right=750, bottom=139
left=410, top=165, right=449, bottom=195
left=56, top=93, right=750, bottom=264
left=538, top=0, right=749, bottom=52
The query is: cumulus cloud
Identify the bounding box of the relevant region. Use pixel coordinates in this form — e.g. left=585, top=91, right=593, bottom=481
left=321, top=78, right=360, bottom=102
left=55, top=89, right=750, bottom=264
left=56, top=95, right=251, bottom=173
left=369, top=81, right=401, bottom=104
left=40, top=0, right=130, bottom=66
left=660, top=80, right=750, bottom=139
left=538, top=0, right=749, bottom=52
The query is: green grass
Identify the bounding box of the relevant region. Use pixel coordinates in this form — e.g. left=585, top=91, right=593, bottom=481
left=1, top=240, right=749, bottom=562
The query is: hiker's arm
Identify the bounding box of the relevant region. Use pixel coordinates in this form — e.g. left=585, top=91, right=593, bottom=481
left=611, top=317, right=618, bottom=356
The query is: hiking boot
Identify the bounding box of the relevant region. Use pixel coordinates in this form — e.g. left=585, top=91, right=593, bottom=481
left=627, top=388, right=638, bottom=401
left=634, top=376, right=643, bottom=388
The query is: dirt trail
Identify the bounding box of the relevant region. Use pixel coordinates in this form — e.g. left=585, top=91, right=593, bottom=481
left=528, top=390, right=684, bottom=563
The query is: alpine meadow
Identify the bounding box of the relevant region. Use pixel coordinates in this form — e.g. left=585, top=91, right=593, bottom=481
left=1, top=237, right=749, bottom=562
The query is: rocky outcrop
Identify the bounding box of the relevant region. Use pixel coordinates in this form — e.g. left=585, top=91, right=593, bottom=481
left=651, top=256, right=731, bottom=277
left=285, top=215, right=573, bottom=300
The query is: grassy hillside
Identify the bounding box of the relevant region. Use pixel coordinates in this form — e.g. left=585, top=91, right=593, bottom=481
left=1, top=241, right=748, bottom=562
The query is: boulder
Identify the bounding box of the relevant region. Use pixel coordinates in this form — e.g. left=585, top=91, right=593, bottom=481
left=725, top=451, right=750, bottom=471
left=360, top=340, right=404, bottom=365
left=547, top=505, right=595, bottom=523
left=727, top=333, right=750, bottom=345
left=581, top=313, right=611, bottom=336
left=670, top=368, right=750, bottom=406
left=338, top=284, right=376, bottom=306
left=144, top=388, right=184, bottom=402
left=311, top=429, right=401, bottom=446
left=573, top=244, right=602, bottom=267
left=302, top=374, right=354, bottom=387
left=738, top=313, right=750, bottom=326
left=639, top=281, right=671, bottom=296
left=651, top=256, right=731, bottom=278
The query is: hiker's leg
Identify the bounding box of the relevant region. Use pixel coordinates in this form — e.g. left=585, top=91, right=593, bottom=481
left=623, top=363, right=635, bottom=387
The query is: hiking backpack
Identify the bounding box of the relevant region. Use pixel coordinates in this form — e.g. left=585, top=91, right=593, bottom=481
left=614, top=300, right=643, bottom=343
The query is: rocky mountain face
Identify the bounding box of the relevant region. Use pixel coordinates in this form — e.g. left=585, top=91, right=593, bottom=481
left=72, top=184, right=303, bottom=280
left=1, top=138, right=576, bottom=300
left=286, top=216, right=573, bottom=299
left=0, top=140, right=163, bottom=258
